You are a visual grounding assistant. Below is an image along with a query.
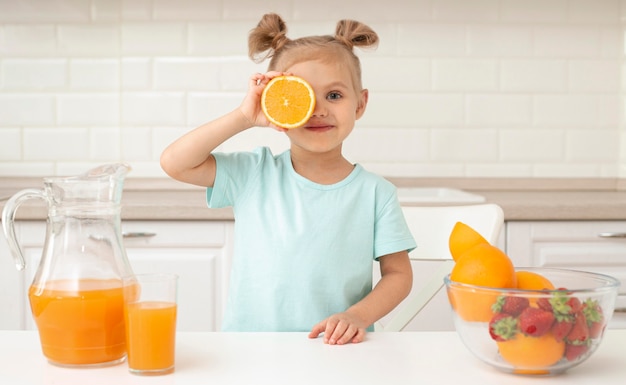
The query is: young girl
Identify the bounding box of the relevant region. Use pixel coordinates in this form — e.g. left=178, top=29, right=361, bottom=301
left=160, top=13, right=416, bottom=345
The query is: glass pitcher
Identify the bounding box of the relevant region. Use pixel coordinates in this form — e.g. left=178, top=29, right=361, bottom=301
left=1, top=163, right=134, bottom=367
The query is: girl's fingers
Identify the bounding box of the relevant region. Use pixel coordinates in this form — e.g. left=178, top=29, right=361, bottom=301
left=351, top=328, right=366, bottom=344
left=335, top=324, right=359, bottom=345
left=249, top=72, right=264, bottom=87
left=327, top=321, right=351, bottom=345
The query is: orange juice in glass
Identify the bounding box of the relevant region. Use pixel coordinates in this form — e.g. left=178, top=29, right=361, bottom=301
left=29, top=279, right=126, bottom=367
left=123, top=273, right=178, bottom=375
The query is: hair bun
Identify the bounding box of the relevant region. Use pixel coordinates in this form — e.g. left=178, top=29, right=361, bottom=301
left=248, top=13, right=291, bottom=63
left=334, top=19, right=379, bottom=50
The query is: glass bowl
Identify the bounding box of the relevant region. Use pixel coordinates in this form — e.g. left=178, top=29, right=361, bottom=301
left=444, top=267, right=620, bottom=375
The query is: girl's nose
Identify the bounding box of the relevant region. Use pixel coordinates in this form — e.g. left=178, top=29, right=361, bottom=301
left=312, top=98, right=327, bottom=117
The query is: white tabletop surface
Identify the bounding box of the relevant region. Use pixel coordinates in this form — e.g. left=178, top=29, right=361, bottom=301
left=1, top=330, right=625, bottom=385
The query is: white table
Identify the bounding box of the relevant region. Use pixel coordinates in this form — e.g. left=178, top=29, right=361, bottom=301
left=1, top=330, right=625, bottom=385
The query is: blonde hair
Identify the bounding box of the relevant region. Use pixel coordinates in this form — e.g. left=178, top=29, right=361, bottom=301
left=248, top=13, right=378, bottom=93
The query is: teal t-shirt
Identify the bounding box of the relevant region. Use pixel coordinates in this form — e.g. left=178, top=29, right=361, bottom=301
left=207, top=147, right=416, bottom=332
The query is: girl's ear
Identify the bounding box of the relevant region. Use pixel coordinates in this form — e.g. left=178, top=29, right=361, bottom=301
left=356, top=89, right=369, bottom=119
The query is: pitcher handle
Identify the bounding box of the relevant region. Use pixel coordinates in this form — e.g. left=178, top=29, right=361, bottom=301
left=1, top=188, right=46, bottom=271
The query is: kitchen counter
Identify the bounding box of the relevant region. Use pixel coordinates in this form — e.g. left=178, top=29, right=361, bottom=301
left=2, top=177, right=626, bottom=221
left=477, top=190, right=626, bottom=220
left=0, top=330, right=625, bottom=384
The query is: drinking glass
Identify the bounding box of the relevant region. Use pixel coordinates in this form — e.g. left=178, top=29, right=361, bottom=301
left=123, top=273, right=178, bottom=375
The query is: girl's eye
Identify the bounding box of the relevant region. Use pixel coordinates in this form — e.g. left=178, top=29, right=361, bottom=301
left=327, top=92, right=342, bottom=101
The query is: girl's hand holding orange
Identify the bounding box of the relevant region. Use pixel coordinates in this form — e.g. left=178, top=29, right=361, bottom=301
left=238, top=71, right=290, bottom=131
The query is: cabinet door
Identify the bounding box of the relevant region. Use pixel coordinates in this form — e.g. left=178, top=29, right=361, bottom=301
left=17, top=221, right=234, bottom=332
left=506, top=221, right=626, bottom=328
left=0, top=227, right=23, bottom=329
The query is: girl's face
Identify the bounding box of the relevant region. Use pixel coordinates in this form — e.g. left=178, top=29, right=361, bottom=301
left=283, top=59, right=368, bottom=157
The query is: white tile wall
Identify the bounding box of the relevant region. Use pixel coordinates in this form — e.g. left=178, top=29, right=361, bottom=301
left=0, top=0, right=624, bottom=178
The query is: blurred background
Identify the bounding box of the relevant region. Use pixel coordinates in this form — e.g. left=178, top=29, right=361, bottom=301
left=0, top=0, right=624, bottom=179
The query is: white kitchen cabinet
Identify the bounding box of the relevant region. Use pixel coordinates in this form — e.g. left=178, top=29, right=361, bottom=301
left=121, top=221, right=234, bottom=332
left=506, top=221, right=626, bottom=329
left=0, top=228, right=23, bottom=329
left=0, top=220, right=234, bottom=332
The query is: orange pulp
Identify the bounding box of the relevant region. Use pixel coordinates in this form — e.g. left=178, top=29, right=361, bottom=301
left=125, top=301, right=177, bottom=373
left=28, top=279, right=126, bottom=366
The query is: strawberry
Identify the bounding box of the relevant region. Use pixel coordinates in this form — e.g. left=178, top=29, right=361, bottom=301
left=567, top=297, right=583, bottom=313
left=518, top=307, right=555, bottom=337
left=589, top=322, right=605, bottom=339
left=547, top=289, right=581, bottom=316
left=565, top=343, right=590, bottom=361
left=492, top=295, right=529, bottom=317
left=551, top=317, right=574, bottom=342
left=536, top=297, right=553, bottom=312
left=488, top=313, right=518, bottom=341
left=582, top=298, right=604, bottom=339
left=566, top=314, right=590, bottom=345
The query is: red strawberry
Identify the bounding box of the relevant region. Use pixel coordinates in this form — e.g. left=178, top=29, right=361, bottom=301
left=565, top=343, right=590, bottom=361
left=566, top=297, right=582, bottom=313
left=582, top=299, right=604, bottom=339
left=547, top=289, right=581, bottom=316
left=551, top=317, right=574, bottom=342
left=488, top=313, right=519, bottom=341
left=518, top=307, right=555, bottom=337
left=566, top=314, right=590, bottom=345
left=589, top=322, right=605, bottom=339
left=492, top=295, right=529, bottom=317
left=537, top=297, right=553, bottom=312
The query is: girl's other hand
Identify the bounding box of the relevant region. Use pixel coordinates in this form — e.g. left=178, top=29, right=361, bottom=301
left=239, top=71, right=289, bottom=132
left=308, top=312, right=368, bottom=345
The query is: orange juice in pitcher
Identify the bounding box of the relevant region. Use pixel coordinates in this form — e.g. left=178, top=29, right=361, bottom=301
left=29, top=279, right=126, bottom=366
left=2, top=164, right=135, bottom=367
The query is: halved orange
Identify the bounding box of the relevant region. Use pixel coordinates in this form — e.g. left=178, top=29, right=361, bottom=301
left=261, top=75, right=316, bottom=129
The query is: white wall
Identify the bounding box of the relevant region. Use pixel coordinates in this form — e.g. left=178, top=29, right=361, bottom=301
left=0, top=0, right=624, bottom=179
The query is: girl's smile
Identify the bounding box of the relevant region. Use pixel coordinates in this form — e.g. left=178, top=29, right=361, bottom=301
left=303, top=118, right=334, bottom=132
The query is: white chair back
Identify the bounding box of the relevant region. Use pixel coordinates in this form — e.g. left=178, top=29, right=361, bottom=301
left=403, top=203, right=504, bottom=261
left=376, top=203, right=504, bottom=332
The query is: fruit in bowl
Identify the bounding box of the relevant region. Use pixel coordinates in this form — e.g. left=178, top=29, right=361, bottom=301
left=444, top=223, right=620, bottom=375
left=445, top=268, right=619, bottom=375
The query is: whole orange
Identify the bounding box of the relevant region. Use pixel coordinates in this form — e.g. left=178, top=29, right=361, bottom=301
left=450, top=243, right=516, bottom=288
left=515, top=270, right=555, bottom=290
left=515, top=270, right=555, bottom=307
left=497, top=332, right=565, bottom=369
left=448, top=243, right=516, bottom=322
left=447, top=284, right=501, bottom=323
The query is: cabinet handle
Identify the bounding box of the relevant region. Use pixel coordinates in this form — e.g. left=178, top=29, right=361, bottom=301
left=122, top=232, right=157, bottom=238
left=597, top=232, right=626, bottom=238
left=614, top=308, right=626, bottom=313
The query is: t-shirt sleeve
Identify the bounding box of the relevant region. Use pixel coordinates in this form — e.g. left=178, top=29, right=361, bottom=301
left=206, top=147, right=268, bottom=209
left=373, top=186, right=417, bottom=259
